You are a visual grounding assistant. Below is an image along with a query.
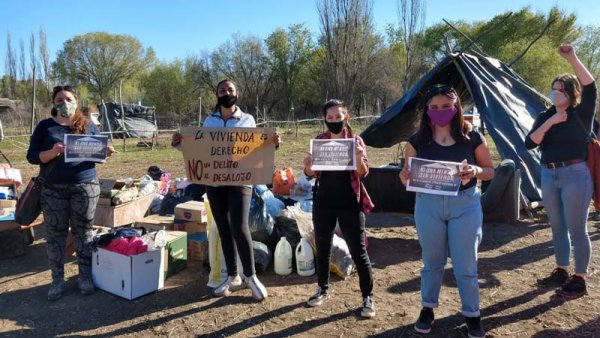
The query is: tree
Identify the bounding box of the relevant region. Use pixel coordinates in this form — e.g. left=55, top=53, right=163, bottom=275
left=140, top=61, right=196, bottom=126
left=211, top=34, right=275, bottom=116
left=4, top=31, right=17, bottom=98
left=575, top=25, right=600, bottom=81
left=38, top=26, right=51, bottom=94
left=266, top=24, right=314, bottom=120
left=317, top=0, right=382, bottom=111
left=53, top=32, right=155, bottom=103
left=394, top=0, right=426, bottom=91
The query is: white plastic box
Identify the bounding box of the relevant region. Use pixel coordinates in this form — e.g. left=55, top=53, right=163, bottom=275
left=92, top=247, right=164, bottom=300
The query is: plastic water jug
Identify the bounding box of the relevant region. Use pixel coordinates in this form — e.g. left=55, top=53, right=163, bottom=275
left=274, top=237, right=293, bottom=275
left=295, top=238, right=315, bottom=276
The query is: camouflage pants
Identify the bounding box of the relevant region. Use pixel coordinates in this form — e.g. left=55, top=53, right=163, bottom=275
left=41, top=179, right=100, bottom=281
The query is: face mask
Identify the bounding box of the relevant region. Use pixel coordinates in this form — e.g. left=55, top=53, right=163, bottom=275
left=218, top=94, right=237, bottom=108
left=426, top=107, right=457, bottom=127
left=325, top=120, right=345, bottom=134
left=549, top=90, right=569, bottom=107
left=55, top=101, right=77, bottom=118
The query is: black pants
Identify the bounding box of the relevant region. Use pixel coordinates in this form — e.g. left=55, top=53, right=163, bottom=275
left=313, top=206, right=373, bottom=298
left=206, top=186, right=255, bottom=277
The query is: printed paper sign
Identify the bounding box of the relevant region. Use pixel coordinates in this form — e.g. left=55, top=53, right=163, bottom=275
left=64, top=134, right=108, bottom=163
left=310, top=138, right=356, bottom=171
left=406, top=157, right=463, bottom=196
left=180, top=127, right=276, bottom=186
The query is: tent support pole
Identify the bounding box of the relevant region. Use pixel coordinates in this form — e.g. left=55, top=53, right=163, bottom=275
left=509, top=18, right=555, bottom=67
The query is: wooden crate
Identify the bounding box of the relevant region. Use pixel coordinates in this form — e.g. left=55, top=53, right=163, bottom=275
left=93, top=193, right=155, bottom=227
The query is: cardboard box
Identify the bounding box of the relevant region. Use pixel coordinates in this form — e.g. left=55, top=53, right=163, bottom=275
left=0, top=182, right=17, bottom=200
left=135, top=214, right=175, bottom=232
left=93, top=193, right=155, bottom=227
left=188, top=232, right=208, bottom=262
left=172, top=220, right=206, bottom=234
left=0, top=199, right=17, bottom=208
left=0, top=220, right=20, bottom=232
left=174, top=201, right=207, bottom=223
left=163, top=231, right=187, bottom=279
left=92, top=247, right=164, bottom=300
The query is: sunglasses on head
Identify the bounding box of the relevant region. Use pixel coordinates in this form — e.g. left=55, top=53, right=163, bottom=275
left=52, top=85, right=75, bottom=95
left=425, top=85, right=457, bottom=100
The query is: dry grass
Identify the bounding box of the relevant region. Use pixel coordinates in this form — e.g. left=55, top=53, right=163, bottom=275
left=0, top=125, right=499, bottom=186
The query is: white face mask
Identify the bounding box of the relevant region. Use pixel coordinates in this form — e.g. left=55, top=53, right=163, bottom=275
left=549, top=90, right=569, bottom=107
left=55, top=101, right=77, bottom=118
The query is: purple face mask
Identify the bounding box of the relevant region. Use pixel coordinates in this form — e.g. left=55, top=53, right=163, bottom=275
left=426, top=107, right=457, bottom=126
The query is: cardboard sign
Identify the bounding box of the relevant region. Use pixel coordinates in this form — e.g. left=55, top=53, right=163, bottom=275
left=406, top=157, right=462, bottom=196
left=64, top=134, right=108, bottom=163
left=310, top=138, right=356, bottom=171
left=180, top=127, right=276, bottom=186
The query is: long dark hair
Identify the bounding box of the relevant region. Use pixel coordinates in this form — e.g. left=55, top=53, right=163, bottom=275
left=51, top=85, right=87, bottom=134
left=323, top=99, right=354, bottom=135
left=415, top=84, right=469, bottom=145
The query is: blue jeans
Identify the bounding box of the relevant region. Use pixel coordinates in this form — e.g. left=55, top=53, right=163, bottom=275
left=414, top=187, right=482, bottom=317
left=541, top=161, right=593, bottom=274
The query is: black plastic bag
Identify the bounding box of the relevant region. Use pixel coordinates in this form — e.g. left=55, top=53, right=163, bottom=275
left=159, top=193, right=192, bottom=216
left=253, top=241, right=272, bottom=273
left=147, top=166, right=165, bottom=181
left=249, top=189, right=274, bottom=243
left=272, top=216, right=302, bottom=252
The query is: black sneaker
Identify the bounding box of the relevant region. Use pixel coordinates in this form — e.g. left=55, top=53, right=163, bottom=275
left=465, top=316, right=485, bottom=338
left=307, top=287, right=330, bottom=307
left=556, top=275, right=587, bottom=300
left=537, top=268, right=569, bottom=287
left=414, top=308, right=434, bottom=334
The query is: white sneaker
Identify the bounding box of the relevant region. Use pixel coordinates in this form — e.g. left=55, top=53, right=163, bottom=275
left=245, top=275, right=268, bottom=301
left=213, top=275, right=243, bottom=297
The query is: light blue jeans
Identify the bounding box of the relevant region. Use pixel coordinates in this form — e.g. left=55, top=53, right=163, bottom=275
left=541, top=161, right=593, bottom=274
left=414, top=186, right=482, bottom=317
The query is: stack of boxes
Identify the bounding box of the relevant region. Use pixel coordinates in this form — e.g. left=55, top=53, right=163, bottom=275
left=174, top=200, right=209, bottom=263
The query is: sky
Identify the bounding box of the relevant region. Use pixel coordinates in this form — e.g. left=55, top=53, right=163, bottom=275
left=0, top=0, right=598, bottom=77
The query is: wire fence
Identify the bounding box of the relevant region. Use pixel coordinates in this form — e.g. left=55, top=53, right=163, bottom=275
left=1, top=113, right=381, bottom=152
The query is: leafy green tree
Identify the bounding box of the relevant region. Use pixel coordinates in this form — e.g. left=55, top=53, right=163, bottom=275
left=140, top=61, right=196, bottom=126
left=575, top=25, right=600, bottom=81
left=266, top=24, right=314, bottom=120
left=54, top=32, right=155, bottom=103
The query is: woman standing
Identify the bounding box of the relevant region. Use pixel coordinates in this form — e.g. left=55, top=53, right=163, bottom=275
left=27, top=85, right=114, bottom=301
left=172, top=79, right=279, bottom=301
left=400, top=85, right=494, bottom=337
left=303, top=99, right=376, bottom=318
left=526, top=44, right=596, bottom=300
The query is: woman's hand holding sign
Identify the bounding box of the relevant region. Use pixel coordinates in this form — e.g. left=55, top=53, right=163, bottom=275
left=399, top=164, right=410, bottom=186
left=459, top=159, right=481, bottom=184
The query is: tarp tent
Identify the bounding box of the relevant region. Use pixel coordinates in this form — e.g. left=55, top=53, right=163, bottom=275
left=99, top=102, right=157, bottom=138
left=360, top=51, right=548, bottom=201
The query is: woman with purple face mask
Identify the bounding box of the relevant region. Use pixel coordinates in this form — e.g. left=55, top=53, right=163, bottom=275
left=399, top=84, right=494, bottom=338
left=526, top=44, right=596, bottom=301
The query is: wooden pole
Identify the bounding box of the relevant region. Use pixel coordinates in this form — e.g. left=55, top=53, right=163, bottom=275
left=30, top=64, right=36, bottom=134
left=119, top=80, right=126, bottom=152
left=198, top=96, right=202, bottom=126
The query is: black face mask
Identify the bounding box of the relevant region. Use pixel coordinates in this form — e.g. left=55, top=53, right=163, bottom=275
left=218, top=94, right=237, bottom=108
left=325, top=121, right=344, bottom=134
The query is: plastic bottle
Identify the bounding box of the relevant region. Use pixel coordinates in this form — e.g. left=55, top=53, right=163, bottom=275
left=274, top=236, right=293, bottom=275
left=295, top=238, right=315, bottom=276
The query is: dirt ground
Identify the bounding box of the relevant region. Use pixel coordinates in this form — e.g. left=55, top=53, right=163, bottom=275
left=1, top=211, right=599, bottom=337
